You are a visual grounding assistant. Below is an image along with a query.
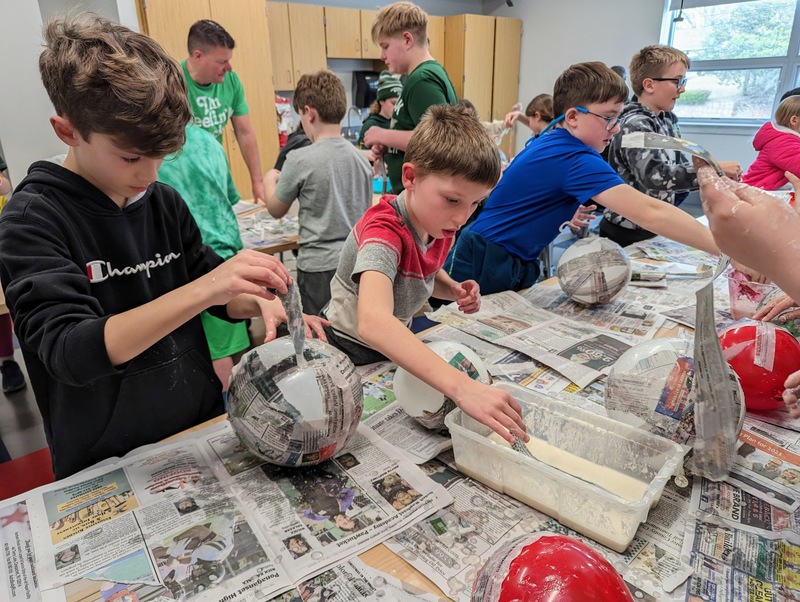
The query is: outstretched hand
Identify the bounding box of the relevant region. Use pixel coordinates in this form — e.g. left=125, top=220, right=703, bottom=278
left=753, top=293, right=800, bottom=323
left=202, top=250, right=290, bottom=307
left=454, top=379, right=528, bottom=444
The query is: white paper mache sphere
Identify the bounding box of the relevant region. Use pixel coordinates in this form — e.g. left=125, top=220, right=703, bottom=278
left=393, top=340, right=490, bottom=430
left=227, top=338, right=363, bottom=467
left=556, top=237, right=631, bottom=306
left=604, top=338, right=745, bottom=446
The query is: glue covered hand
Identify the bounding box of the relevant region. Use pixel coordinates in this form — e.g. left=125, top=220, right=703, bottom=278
left=754, top=293, right=800, bottom=323
left=567, top=204, right=597, bottom=232
left=454, top=378, right=528, bottom=444
left=259, top=298, right=330, bottom=343
left=697, top=162, right=800, bottom=300
left=782, top=370, right=800, bottom=418
left=454, top=280, right=481, bottom=314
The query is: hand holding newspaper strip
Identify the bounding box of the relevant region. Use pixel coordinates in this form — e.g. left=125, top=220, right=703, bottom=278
left=622, top=132, right=738, bottom=481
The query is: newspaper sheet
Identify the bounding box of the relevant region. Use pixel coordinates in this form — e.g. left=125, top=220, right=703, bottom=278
left=521, top=284, right=667, bottom=341
left=3, top=421, right=452, bottom=602
left=236, top=205, right=299, bottom=250
left=726, top=419, right=800, bottom=512
left=681, top=519, right=800, bottom=601
left=631, top=238, right=716, bottom=269
left=427, top=291, right=631, bottom=388
left=384, top=458, right=693, bottom=601
left=689, top=478, right=800, bottom=543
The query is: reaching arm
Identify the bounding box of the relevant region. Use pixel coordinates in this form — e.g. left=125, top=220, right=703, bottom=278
left=231, top=114, right=265, bottom=202
left=362, top=127, right=415, bottom=153
left=357, top=270, right=526, bottom=442
left=262, top=169, right=291, bottom=218
left=595, top=184, right=719, bottom=255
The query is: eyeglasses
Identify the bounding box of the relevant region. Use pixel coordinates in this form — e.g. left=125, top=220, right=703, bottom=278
left=574, top=106, right=621, bottom=131
left=651, top=77, right=688, bottom=88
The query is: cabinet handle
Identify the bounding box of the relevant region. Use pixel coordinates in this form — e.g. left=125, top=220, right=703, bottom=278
left=287, top=70, right=292, bottom=83
left=355, top=38, right=360, bottom=52
left=296, top=70, right=301, bottom=81
left=363, top=39, right=369, bottom=54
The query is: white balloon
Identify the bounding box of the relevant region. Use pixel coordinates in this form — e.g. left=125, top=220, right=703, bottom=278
left=393, top=340, right=490, bottom=430
left=557, top=237, right=631, bottom=306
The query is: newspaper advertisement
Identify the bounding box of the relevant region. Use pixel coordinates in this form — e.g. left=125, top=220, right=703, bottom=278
left=521, top=284, right=667, bottom=341
left=728, top=419, right=800, bottom=512
left=689, top=477, right=800, bottom=542
left=5, top=421, right=452, bottom=602
left=265, top=557, right=441, bottom=602
left=428, top=291, right=631, bottom=388
left=682, top=519, right=800, bottom=601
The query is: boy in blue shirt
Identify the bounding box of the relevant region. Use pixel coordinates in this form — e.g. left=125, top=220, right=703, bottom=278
left=445, top=62, right=721, bottom=294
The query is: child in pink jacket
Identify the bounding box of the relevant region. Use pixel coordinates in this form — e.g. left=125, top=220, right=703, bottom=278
left=742, top=95, right=800, bottom=190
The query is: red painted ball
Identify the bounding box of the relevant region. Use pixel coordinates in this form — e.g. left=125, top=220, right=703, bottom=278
left=472, top=533, right=634, bottom=601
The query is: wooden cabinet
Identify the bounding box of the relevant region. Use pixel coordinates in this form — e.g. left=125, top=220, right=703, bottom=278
left=266, top=2, right=327, bottom=90
left=427, top=15, right=445, bottom=63
left=444, top=14, right=496, bottom=122
left=492, top=17, right=522, bottom=160
left=325, top=8, right=381, bottom=60
left=143, top=0, right=279, bottom=196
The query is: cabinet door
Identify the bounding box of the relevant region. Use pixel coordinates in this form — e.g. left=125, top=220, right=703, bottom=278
left=443, top=15, right=465, bottom=99
left=325, top=7, right=362, bottom=59
left=360, top=10, right=381, bottom=60
left=210, top=0, right=279, bottom=195
left=427, top=15, right=445, bottom=63
left=493, top=17, right=522, bottom=160
left=288, top=4, right=327, bottom=82
left=266, top=2, right=294, bottom=90
left=144, top=0, right=210, bottom=62
left=462, top=15, right=495, bottom=122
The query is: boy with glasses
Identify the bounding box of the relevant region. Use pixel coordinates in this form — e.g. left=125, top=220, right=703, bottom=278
left=445, top=62, right=729, bottom=294
left=602, top=45, right=741, bottom=246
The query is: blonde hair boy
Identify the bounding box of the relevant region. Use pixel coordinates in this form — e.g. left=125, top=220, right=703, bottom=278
left=362, top=1, right=457, bottom=195
left=324, top=104, right=527, bottom=445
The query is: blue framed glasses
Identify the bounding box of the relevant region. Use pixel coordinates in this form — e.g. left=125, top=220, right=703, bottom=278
left=574, top=106, right=621, bottom=131
left=652, top=77, right=688, bottom=89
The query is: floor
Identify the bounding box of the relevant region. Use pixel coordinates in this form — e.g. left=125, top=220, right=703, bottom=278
left=0, top=195, right=706, bottom=463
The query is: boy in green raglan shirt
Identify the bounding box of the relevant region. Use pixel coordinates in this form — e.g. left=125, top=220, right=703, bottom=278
left=362, top=1, right=458, bottom=194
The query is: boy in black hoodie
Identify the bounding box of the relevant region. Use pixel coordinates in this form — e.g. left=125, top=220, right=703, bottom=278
left=0, top=16, right=326, bottom=479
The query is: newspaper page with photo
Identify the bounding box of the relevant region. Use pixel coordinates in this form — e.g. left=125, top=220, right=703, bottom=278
left=681, top=518, right=800, bottom=601
left=427, top=291, right=631, bottom=388
left=728, top=419, right=800, bottom=512
left=211, top=423, right=453, bottom=586
left=384, top=457, right=694, bottom=601
left=521, top=284, right=667, bottom=341
left=690, top=478, right=800, bottom=542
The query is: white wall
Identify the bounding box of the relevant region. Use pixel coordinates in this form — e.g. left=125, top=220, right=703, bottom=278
left=0, top=1, right=66, bottom=183
left=482, top=0, right=759, bottom=169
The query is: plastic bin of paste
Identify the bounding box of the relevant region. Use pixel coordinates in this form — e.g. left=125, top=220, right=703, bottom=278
left=444, top=382, right=685, bottom=552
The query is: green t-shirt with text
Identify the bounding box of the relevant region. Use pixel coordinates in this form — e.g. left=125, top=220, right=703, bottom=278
left=182, top=60, right=248, bottom=143
left=385, top=60, right=458, bottom=194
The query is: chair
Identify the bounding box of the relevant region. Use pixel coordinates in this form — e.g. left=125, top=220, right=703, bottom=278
left=0, top=447, right=54, bottom=501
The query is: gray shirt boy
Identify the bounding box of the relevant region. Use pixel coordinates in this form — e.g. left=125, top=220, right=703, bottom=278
left=275, top=137, right=372, bottom=272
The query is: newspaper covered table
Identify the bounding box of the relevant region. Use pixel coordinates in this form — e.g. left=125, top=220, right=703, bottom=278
left=234, top=201, right=299, bottom=256
left=3, top=236, right=800, bottom=602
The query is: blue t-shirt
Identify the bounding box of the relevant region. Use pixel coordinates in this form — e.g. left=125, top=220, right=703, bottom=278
left=470, top=128, right=624, bottom=262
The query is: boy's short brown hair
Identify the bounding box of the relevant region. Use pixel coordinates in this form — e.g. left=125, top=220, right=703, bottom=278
left=187, top=19, right=235, bottom=53
left=40, top=15, right=191, bottom=157
left=525, top=94, right=554, bottom=122
left=630, top=45, right=690, bottom=96
left=404, top=104, right=500, bottom=188
left=292, top=71, right=347, bottom=124
left=371, top=1, right=427, bottom=46
left=553, top=62, right=629, bottom=117
left=775, top=95, right=800, bottom=128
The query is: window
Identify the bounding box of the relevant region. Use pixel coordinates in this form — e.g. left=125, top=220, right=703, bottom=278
left=663, top=0, right=800, bottom=123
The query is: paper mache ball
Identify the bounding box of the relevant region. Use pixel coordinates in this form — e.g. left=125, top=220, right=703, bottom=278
left=605, top=338, right=745, bottom=446
left=227, top=338, right=363, bottom=467
left=393, top=340, right=490, bottom=430
left=472, top=533, right=634, bottom=602
left=719, top=320, right=800, bottom=412
left=557, top=237, right=631, bottom=306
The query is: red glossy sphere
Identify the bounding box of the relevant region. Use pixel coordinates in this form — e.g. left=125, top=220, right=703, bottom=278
left=472, top=534, right=634, bottom=602
left=719, top=320, right=800, bottom=411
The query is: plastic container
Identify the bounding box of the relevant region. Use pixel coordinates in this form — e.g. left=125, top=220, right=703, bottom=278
left=372, top=176, right=391, bottom=194
left=445, top=382, right=685, bottom=552
left=726, top=269, right=778, bottom=320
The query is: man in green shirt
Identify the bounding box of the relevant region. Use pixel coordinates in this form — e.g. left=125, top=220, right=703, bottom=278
left=183, top=20, right=265, bottom=203
left=362, top=2, right=458, bottom=194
